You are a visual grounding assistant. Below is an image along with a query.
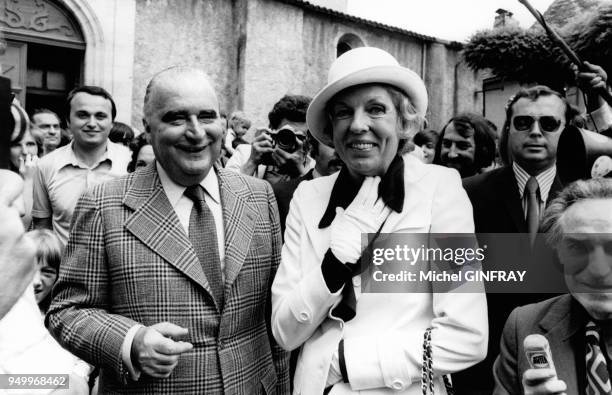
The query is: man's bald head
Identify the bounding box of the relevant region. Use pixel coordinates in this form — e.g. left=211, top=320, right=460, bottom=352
left=143, top=67, right=218, bottom=122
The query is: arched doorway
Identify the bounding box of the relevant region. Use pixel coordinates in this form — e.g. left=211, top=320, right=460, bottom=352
left=336, top=33, right=365, bottom=57
left=0, top=0, right=85, bottom=119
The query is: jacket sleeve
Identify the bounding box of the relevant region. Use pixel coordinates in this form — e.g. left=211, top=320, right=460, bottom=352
left=343, top=169, right=489, bottom=391
left=46, top=187, right=139, bottom=383
left=271, top=183, right=343, bottom=351
left=493, top=307, right=521, bottom=395
left=264, top=182, right=291, bottom=394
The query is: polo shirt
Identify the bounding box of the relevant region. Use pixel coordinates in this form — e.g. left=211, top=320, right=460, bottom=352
left=32, top=140, right=130, bottom=245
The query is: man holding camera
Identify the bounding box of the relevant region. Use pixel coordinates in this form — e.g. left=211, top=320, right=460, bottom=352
left=225, top=94, right=313, bottom=185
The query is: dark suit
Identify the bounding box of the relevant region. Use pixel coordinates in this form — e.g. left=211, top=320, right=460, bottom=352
left=462, top=166, right=563, bottom=233
left=272, top=168, right=314, bottom=235
left=47, top=163, right=289, bottom=394
left=493, top=294, right=587, bottom=395
left=454, top=166, right=565, bottom=394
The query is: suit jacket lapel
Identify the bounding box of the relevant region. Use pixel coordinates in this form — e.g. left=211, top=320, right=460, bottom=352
left=217, top=169, right=257, bottom=298
left=547, top=173, right=564, bottom=206
left=123, top=163, right=211, bottom=294
left=538, top=295, right=583, bottom=394
left=498, top=167, right=527, bottom=232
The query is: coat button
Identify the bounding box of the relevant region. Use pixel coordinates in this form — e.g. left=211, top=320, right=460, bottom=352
left=392, top=379, right=405, bottom=390
left=298, top=311, right=310, bottom=322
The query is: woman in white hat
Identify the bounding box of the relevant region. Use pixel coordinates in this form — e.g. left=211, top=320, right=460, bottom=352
left=271, top=47, right=488, bottom=394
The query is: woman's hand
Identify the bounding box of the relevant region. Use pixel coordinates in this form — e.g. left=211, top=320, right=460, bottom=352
left=18, top=153, right=38, bottom=180
left=330, top=177, right=391, bottom=263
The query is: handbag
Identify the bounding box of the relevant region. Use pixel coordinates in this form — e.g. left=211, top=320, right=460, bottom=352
left=421, top=327, right=455, bottom=395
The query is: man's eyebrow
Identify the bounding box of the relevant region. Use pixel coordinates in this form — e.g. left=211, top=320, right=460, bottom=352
left=199, top=110, right=217, bottom=118
left=161, top=110, right=189, bottom=121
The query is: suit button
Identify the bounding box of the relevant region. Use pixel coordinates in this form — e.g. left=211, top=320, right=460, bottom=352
left=298, top=311, right=311, bottom=322
left=352, top=276, right=361, bottom=287
left=391, top=379, right=405, bottom=390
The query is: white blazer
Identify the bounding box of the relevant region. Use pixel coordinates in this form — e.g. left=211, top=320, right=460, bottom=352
left=271, top=154, right=488, bottom=395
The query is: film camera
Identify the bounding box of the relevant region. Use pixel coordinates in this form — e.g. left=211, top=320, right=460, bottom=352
left=260, top=126, right=306, bottom=166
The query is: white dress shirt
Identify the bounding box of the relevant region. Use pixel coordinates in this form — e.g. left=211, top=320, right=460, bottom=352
left=121, top=163, right=225, bottom=380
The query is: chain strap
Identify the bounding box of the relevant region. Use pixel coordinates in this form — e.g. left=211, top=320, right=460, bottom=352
left=421, top=327, right=455, bottom=395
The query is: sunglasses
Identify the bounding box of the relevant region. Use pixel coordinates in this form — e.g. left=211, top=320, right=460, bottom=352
left=512, top=115, right=563, bottom=133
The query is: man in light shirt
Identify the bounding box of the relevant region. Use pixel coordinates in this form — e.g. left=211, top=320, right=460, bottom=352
left=47, top=67, right=288, bottom=394
left=31, top=86, right=129, bottom=245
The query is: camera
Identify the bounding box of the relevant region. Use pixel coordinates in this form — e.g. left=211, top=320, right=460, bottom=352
left=259, top=127, right=304, bottom=166
left=271, top=128, right=300, bottom=153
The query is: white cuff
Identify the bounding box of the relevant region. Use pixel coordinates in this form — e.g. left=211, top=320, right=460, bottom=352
left=121, top=324, right=144, bottom=381
left=588, top=104, right=612, bottom=131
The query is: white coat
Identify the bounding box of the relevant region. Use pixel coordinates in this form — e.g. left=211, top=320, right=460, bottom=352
left=271, top=154, right=488, bottom=394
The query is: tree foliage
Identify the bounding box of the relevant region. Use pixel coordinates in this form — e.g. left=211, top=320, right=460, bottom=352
left=463, top=3, right=612, bottom=91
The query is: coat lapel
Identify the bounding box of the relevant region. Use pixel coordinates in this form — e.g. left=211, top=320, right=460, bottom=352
left=498, top=167, right=527, bottom=232
left=217, top=169, right=257, bottom=298
left=122, top=163, right=212, bottom=294
left=538, top=295, right=583, bottom=394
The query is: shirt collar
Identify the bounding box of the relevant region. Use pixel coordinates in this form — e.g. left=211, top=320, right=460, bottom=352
left=156, top=162, right=221, bottom=208
left=318, top=155, right=405, bottom=229
left=513, top=162, right=557, bottom=203
left=57, top=140, right=117, bottom=169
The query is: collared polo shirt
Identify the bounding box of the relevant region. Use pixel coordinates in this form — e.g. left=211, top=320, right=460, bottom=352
left=32, top=140, right=130, bottom=245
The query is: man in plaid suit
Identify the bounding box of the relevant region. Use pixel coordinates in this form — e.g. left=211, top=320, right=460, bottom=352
left=47, top=67, right=289, bottom=394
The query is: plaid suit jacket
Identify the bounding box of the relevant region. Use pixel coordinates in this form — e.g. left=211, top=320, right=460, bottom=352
left=47, top=163, right=289, bottom=394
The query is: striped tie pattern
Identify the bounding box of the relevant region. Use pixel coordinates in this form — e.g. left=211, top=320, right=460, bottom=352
left=586, top=321, right=612, bottom=395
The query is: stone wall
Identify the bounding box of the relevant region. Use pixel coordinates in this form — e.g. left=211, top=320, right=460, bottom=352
left=131, top=0, right=236, bottom=127
left=130, top=0, right=485, bottom=132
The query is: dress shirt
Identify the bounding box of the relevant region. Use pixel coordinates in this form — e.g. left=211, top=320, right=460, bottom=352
left=512, top=162, right=556, bottom=220
left=121, top=163, right=225, bottom=380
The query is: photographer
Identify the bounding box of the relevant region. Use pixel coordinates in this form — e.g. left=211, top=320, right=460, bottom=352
left=225, top=94, right=313, bottom=185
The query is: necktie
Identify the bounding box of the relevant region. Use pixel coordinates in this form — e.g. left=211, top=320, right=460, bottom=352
left=184, top=185, right=225, bottom=310
left=586, top=321, right=612, bottom=395
left=525, top=176, right=540, bottom=244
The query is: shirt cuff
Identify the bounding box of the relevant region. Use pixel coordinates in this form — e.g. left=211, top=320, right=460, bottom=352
left=588, top=104, right=612, bottom=131
left=121, top=324, right=144, bottom=381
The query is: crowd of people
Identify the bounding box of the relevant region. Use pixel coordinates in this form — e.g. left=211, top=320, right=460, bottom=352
left=1, top=45, right=612, bottom=395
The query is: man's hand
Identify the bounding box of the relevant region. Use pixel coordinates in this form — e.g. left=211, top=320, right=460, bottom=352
left=0, top=170, right=37, bottom=319
left=522, top=368, right=567, bottom=395
left=248, top=130, right=274, bottom=166
left=131, top=322, right=194, bottom=379
left=573, top=61, right=610, bottom=112
left=272, top=146, right=306, bottom=177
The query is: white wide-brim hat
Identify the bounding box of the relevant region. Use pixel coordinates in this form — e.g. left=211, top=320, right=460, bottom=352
left=306, top=47, right=428, bottom=147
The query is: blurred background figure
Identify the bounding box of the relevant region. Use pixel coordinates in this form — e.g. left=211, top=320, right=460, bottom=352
left=108, top=121, right=135, bottom=147
left=27, top=229, right=62, bottom=314
left=435, top=112, right=497, bottom=178
left=9, top=100, right=37, bottom=229
left=224, top=110, right=251, bottom=156
left=127, top=132, right=154, bottom=172
left=413, top=129, right=438, bottom=164
left=31, top=108, right=64, bottom=157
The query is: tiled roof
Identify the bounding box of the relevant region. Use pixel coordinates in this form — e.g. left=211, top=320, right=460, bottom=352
left=277, top=0, right=464, bottom=47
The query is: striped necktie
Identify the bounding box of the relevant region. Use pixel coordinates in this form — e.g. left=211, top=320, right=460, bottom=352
left=586, top=321, right=612, bottom=395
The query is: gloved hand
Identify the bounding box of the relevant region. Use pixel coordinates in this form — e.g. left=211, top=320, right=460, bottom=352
left=330, top=177, right=391, bottom=264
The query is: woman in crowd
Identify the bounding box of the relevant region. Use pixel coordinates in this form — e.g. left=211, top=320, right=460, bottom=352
left=127, top=132, right=154, bottom=172
left=9, top=101, right=37, bottom=229
left=271, top=47, right=487, bottom=394
left=413, top=129, right=438, bottom=164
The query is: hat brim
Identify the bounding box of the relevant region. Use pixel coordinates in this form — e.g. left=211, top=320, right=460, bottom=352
left=306, top=65, right=428, bottom=148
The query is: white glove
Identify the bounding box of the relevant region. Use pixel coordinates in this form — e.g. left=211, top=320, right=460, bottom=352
left=330, top=177, right=391, bottom=264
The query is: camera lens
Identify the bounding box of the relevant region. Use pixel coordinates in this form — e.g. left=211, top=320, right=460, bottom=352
left=275, top=129, right=297, bottom=153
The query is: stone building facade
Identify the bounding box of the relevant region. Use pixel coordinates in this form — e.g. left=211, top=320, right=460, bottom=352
left=1, top=0, right=485, bottom=132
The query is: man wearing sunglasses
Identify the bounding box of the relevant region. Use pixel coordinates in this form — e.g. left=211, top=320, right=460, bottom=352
left=456, top=85, right=575, bottom=395
left=494, top=177, right=612, bottom=395
left=226, top=94, right=314, bottom=185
